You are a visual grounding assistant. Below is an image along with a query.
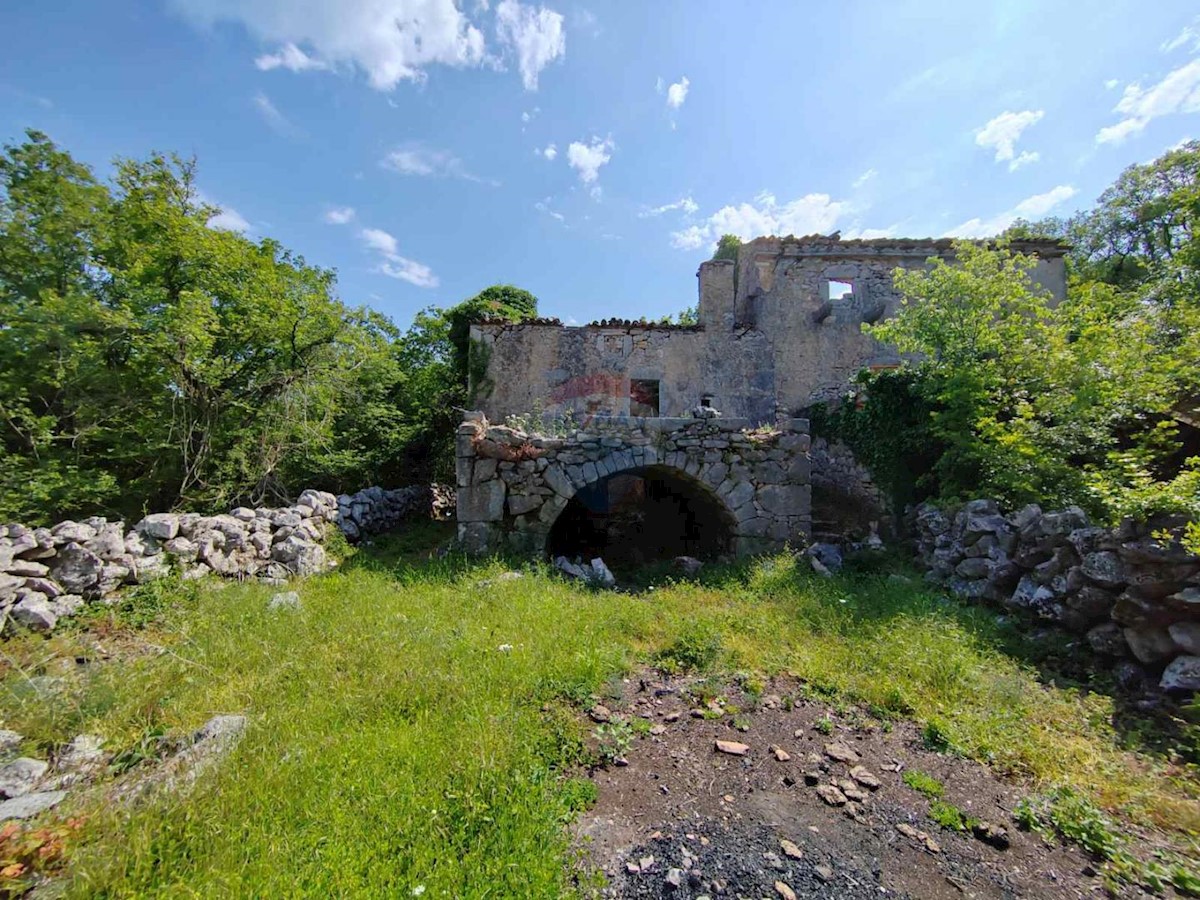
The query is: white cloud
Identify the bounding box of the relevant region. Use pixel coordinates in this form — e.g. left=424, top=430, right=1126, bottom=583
left=539, top=142, right=557, bottom=160
left=1008, top=150, right=1040, bottom=171
left=566, top=136, right=614, bottom=184
left=171, top=0, right=486, bottom=90
left=324, top=206, right=356, bottom=225
left=1161, top=17, right=1200, bottom=53
left=639, top=196, right=698, bottom=218
left=852, top=168, right=877, bottom=189
left=495, top=0, right=565, bottom=91
left=254, top=42, right=327, bottom=72
left=655, top=76, right=664, bottom=94
left=534, top=199, right=565, bottom=222
left=670, top=191, right=850, bottom=251
left=381, top=145, right=493, bottom=183
left=358, top=227, right=438, bottom=287
left=945, top=184, right=1077, bottom=238
left=1104, top=78, right=1120, bottom=90
left=252, top=91, right=299, bottom=136
left=208, top=207, right=251, bottom=232
left=975, top=110, right=1044, bottom=169
left=845, top=226, right=898, bottom=240
left=1096, top=58, right=1200, bottom=145
left=666, top=75, right=689, bottom=109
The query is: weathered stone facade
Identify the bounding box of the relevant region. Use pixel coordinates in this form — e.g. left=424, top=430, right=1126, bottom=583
left=470, top=235, right=1067, bottom=423
left=456, top=414, right=812, bottom=558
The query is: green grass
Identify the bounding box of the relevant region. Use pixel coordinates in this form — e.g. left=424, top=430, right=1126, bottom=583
left=0, top=538, right=1196, bottom=896
left=902, top=769, right=945, bottom=799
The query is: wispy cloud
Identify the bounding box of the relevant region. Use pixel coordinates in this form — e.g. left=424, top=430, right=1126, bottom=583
left=255, top=42, right=328, bottom=73
left=495, top=0, right=565, bottom=90
left=1161, top=16, right=1200, bottom=53
left=199, top=191, right=252, bottom=233
left=381, top=145, right=496, bottom=185
left=975, top=110, right=1044, bottom=170
left=1096, top=58, right=1200, bottom=145
left=638, top=196, right=698, bottom=218
left=324, top=206, right=356, bottom=225
left=535, top=198, right=565, bottom=222
left=252, top=91, right=301, bottom=137
left=852, top=168, right=877, bottom=189
left=359, top=227, right=438, bottom=287
left=538, top=142, right=557, bottom=160
left=944, top=185, right=1077, bottom=238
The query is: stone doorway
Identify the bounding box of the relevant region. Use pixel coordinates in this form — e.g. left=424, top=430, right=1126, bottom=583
left=546, top=465, right=736, bottom=566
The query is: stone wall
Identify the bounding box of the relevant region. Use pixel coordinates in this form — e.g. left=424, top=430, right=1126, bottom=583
left=808, top=437, right=888, bottom=539
left=913, top=500, right=1200, bottom=694
left=472, top=235, right=1068, bottom=423
left=456, top=414, right=812, bottom=558
left=0, top=484, right=449, bottom=636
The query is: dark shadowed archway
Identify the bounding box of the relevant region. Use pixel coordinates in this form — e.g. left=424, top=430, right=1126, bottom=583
left=546, top=465, right=736, bottom=566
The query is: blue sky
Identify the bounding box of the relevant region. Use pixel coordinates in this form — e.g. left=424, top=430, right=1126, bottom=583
left=2, top=1, right=1199, bottom=328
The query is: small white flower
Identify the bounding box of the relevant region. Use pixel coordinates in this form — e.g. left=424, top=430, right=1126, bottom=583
left=498, top=643, right=513, bottom=652
left=412, top=887, right=426, bottom=896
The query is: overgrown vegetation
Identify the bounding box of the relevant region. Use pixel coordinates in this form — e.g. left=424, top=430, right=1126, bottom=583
left=0, top=544, right=1195, bottom=894
left=814, top=142, right=1200, bottom=544
left=0, top=130, right=536, bottom=521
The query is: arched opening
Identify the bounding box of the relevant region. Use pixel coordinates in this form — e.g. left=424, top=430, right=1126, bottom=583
left=546, top=465, right=736, bottom=567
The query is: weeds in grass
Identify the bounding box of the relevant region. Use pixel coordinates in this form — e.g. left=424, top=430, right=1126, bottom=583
left=654, top=621, right=722, bottom=673
left=928, top=800, right=979, bottom=832
left=1016, top=787, right=1200, bottom=895
left=593, top=721, right=633, bottom=765
left=0, top=818, right=86, bottom=896
left=902, top=770, right=944, bottom=799
left=814, top=716, right=834, bottom=735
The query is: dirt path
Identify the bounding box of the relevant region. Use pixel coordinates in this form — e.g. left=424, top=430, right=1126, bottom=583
left=573, top=671, right=1160, bottom=899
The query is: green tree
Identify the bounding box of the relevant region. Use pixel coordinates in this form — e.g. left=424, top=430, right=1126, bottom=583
left=711, top=233, right=741, bottom=262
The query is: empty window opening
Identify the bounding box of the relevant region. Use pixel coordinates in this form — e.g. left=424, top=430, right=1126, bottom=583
left=827, top=279, right=854, bottom=301
left=546, top=465, right=735, bottom=570
left=629, top=379, right=660, bottom=417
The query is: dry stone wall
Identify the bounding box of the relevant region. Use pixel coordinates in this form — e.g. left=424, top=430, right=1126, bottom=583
left=913, top=499, right=1200, bottom=694
left=0, top=484, right=447, bottom=636
left=456, top=414, right=813, bottom=557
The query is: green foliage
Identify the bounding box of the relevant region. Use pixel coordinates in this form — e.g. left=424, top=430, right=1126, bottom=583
left=711, top=233, right=741, bottom=262
left=928, top=799, right=978, bottom=832
left=654, top=621, right=723, bottom=673
left=1015, top=786, right=1200, bottom=894
left=902, top=769, right=944, bottom=799
left=0, top=130, right=541, bottom=515
left=593, top=719, right=633, bottom=764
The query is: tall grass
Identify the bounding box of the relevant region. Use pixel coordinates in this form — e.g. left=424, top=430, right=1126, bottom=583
left=0, top=542, right=1195, bottom=896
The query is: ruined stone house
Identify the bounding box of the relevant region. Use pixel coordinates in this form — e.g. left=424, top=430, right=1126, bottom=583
left=470, top=235, right=1067, bottom=422
left=457, top=235, right=1067, bottom=562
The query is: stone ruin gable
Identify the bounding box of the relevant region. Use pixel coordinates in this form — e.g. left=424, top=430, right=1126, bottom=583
left=455, top=414, right=813, bottom=558
left=734, top=235, right=1069, bottom=408
left=468, top=234, right=1068, bottom=424
left=468, top=317, right=777, bottom=424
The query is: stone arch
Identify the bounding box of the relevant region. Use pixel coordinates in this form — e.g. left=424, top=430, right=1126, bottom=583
left=455, top=415, right=812, bottom=559
left=544, top=463, right=739, bottom=564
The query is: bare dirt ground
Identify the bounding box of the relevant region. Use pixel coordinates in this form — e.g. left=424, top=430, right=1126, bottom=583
left=573, top=670, right=1165, bottom=899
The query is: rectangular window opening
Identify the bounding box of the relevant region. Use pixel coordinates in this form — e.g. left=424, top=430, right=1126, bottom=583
left=629, top=379, right=660, bottom=417
left=828, top=279, right=854, bottom=301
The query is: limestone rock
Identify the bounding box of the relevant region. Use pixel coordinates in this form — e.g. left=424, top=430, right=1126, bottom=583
left=0, top=790, right=65, bottom=820
left=49, top=542, right=103, bottom=595
left=1123, top=625, right=1176, bottom=665
left=1160, top=655, right=1200, bottom=692
left=823, top=741, right=859, bottom=763
left=268, top=591, right=301, bottom=611
left=11, top=594, right=57, bottom=632
left=1169, top=621, right=1200, bottom=655
left=136, top=513, right=180, bottom=541
left=715, top=740, right=749, bottom=756
left=0, top=757, right=48, bottom=798
left=816, top=784, right=847, bottom=806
